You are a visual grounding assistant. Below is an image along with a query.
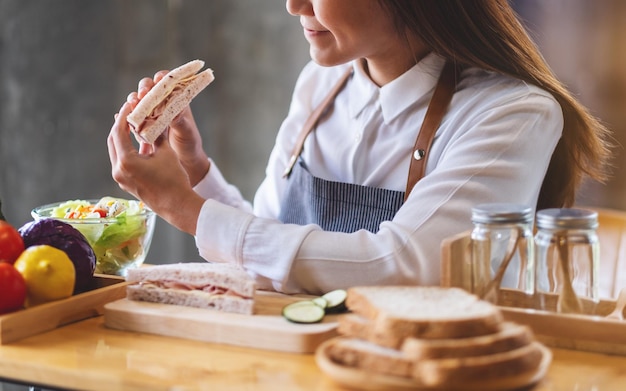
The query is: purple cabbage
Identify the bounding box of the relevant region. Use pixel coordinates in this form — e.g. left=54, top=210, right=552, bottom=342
left=19, top=218, right=96, bottom=294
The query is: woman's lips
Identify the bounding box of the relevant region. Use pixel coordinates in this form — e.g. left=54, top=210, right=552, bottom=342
left=303, top=27, right=330, bottom=39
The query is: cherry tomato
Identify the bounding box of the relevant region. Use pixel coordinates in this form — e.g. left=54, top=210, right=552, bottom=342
left=0, top=221, right=24, bottom=264
left=0, top=262, right=26, bottom=313
left=93, top=208, right=108, bottom=218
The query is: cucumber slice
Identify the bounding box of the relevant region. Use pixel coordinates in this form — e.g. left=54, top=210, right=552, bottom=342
left=312, top=296, right=328, bottom=309
left=282, top=301, right=326, bottom=324
left=321, top=289, right=348, bottom=313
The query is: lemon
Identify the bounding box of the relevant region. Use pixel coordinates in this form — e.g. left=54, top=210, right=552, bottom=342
left=14, top=245, right=76, bottom=307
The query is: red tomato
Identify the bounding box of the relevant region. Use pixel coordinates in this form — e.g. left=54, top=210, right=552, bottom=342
left=0, top=262, right=26, bottom=313
left=0, top=221, right=24, bottom=264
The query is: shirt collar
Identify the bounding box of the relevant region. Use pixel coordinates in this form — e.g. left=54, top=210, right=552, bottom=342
left=348, top=60, right=378, bottom=119
left=348, top=53, right=447, bottom=124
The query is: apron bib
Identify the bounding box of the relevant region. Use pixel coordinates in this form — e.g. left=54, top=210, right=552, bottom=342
left=279, top=160, right=405, bottom=233
left=279, top=61, right=459, bottom=233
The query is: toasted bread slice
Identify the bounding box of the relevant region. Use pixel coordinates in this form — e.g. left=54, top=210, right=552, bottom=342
left=346, top=286, right=503, bottom=348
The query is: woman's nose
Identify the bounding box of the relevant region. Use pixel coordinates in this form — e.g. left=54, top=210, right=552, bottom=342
left=286, top=0, right=312, bottom=16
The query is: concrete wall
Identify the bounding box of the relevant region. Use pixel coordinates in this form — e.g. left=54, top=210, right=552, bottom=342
left=0, top=0, right=309, bottom=264
left=1, top=1, right=625, bottom=267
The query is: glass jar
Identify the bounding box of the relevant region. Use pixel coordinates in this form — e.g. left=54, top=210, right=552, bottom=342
left=471, top=203, right=535, bottom=305
left=534, top=208, right=599, bottom=314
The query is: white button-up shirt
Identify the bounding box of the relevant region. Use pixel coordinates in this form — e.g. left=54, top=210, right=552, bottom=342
left=193, top=53, right=563, bottom=294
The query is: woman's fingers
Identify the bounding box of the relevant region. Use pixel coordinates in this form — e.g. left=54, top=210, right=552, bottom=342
left=154, top=70, right=169, bottom=83
left=138, top=140, right=154, bottom=155
left=107, top=102, right=134, bottom=163
left=137, top=77, right=156, bottom=100
left=127, top=91, right=139, bottom=106
left=134, top=70, right=169, bottom=101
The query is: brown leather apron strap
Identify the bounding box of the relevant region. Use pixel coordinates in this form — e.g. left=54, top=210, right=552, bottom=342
left=282, top=67, right=353, bottom=178
left=283, top=60, right=459, bottom=202
left=404, top=61, right=458, bottom=201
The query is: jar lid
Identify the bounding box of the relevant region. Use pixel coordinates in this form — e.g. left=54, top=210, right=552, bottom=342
left=471, top=203, right=533, bottom=224
left=535, top=208, right=598, bottom=230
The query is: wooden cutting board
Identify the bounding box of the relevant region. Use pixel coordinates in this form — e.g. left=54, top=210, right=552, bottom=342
left=103, top=290, right=340, bottom=353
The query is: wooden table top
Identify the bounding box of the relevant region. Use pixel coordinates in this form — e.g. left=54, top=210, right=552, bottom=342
left=0, top=316, right=624, bottom=390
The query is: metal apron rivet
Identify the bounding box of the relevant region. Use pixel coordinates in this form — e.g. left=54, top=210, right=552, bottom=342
left=413, top=149, right=425, bottom=160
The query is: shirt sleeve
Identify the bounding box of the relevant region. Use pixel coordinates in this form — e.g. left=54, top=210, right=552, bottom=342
left=195, top=68, right=563, bottom=295
left=192, top=158, right=253, bottom=213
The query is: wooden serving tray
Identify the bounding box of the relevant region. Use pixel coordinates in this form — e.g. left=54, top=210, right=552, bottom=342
left=0, top=274, right=127, bottom=344
left=103, top=290, right=340, bottom=353
left=495, top=288, right=626, bottom=355
left=441, top=231, right=626, bottom=355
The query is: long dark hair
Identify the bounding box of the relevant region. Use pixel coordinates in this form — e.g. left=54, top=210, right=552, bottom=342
left=379, top=0, right=612, bottom=209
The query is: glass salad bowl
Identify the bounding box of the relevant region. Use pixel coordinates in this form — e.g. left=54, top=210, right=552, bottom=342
left=31, top=197, right=156, bottom=277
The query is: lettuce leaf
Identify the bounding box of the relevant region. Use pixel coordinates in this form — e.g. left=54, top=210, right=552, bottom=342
left=95, top=212, right=147, bottom=248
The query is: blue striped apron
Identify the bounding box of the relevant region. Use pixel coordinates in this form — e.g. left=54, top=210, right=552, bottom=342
left=279, top=62, right=458, bottom=233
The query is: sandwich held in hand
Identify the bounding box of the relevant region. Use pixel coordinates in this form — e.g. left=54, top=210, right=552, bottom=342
left=317, top=286, right=551, bottom=391
left=126, top=262, right=255, bottom=315
left=127, top=59, right=215, bottom=144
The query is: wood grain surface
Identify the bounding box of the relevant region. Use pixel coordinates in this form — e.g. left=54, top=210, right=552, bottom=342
left=0, top=274, right=127, bottom=344
left=104, top=290, right=340, bottom=353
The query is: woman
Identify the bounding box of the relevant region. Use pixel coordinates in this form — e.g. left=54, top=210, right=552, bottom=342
left=108, top=0, right=611, bottom=294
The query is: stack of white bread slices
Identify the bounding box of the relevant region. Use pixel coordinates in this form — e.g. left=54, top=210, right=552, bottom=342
left=317, top=286, right=551, bottom=391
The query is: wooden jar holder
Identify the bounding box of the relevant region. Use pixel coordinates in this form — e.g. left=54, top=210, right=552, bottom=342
left=441, top=231, right=626, bottom=356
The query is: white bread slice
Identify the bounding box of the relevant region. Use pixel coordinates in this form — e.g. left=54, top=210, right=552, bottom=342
left=339, top=313, right=533, bottom=358
left=126, top=284, right=254, bottom=315
left=346, top=286, right=503, bottom=348
left=337, top=313, right=370, bottom=339
left=126, top=262, right=255, bottom=297
left=127, top=59, right=214, bottom=144
left=401, top=322, right=534, bottom=360
left=413, top=341, right=547, bottom=388
left=325, top=337, right=412, bottom=378
left=323, top=336, right=545, bottom=383
left=318, top=337, right=550, bottom=390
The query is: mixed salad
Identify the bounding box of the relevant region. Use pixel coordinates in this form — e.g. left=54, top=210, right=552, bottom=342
left=48, top=197, right=153, bottom=275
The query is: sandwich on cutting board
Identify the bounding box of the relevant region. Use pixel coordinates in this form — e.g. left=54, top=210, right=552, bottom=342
left=126, top=262, right=255, bottom=315
left=319, top=286, right=551, bottom=390
left=127, top=59, right=215, bottom=144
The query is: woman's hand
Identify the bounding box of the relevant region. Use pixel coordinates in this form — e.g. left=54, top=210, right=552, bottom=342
left=127, top=70, right=211, bottom=186
left=107, top=101, right=205, bottom=235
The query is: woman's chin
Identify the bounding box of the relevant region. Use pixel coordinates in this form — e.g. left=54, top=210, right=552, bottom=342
left=309, top=50, right=352, bottom=68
